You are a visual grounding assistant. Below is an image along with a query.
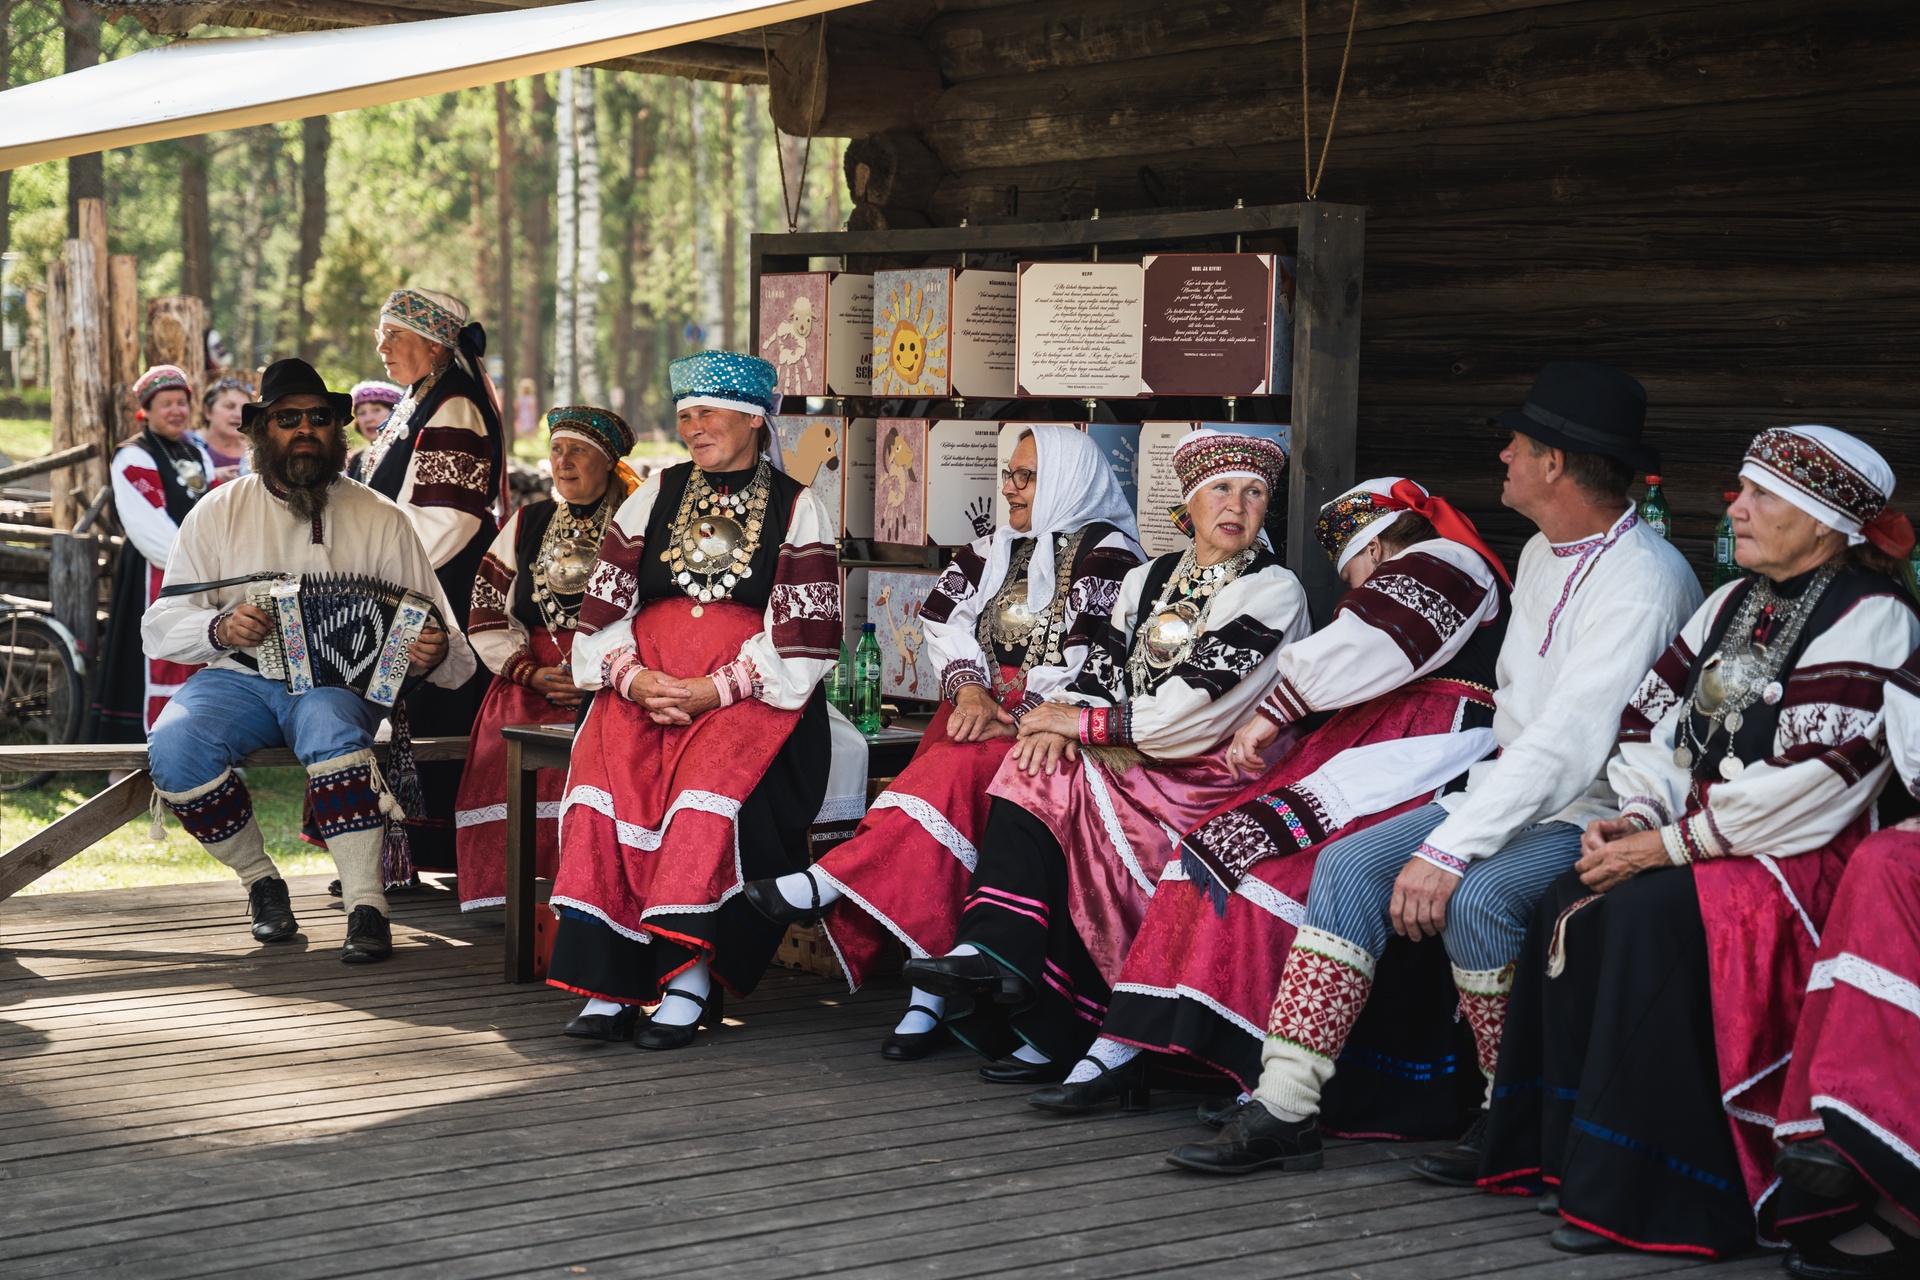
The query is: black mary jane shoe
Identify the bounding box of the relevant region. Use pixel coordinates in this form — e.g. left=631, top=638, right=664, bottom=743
left=902, top=953, right=1030, bottom=1005
left=1196, top=1096, right=1242, bottom=1129
left=880, top=1004, right=948, bottom=1061
left=743, top=870, right=826, bottom=927
left=1166, top=1102, right=1323, bottom=1175
left=1786, top=1219, right=1920, bottom=1280
left=247, top=876, right=300, bottom=943
left=1028, top=1056, right=1151, bottom=1114
left=563, top=1004, right=644, bottom=1042
left=339, top=905, right=394, bottom=964
left=1777, top=1140, right=1862, bottom=1201
left=1549, top=1225, right=1622, bottom=1256
left=633, top=987, right=724, bottom=1051
left=979, top=1059, right=1069, bottom=1085
left=1410, top=1110, right=1488, bottom=1187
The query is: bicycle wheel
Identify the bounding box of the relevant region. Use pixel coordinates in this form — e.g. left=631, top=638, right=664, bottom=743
left=0, top=612, right=84, bottom=792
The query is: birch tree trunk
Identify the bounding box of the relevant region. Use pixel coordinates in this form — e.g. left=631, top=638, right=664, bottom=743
left=295, top=115, right=330, bottom=361
left=519, top=75, right=553, bottom=405
left=551, top=67, right=578, bottom=407
left=718, top=84, right=736, bottom=353
left=574, top=66, right=602, bottom=406
left=690, top=81, right=721, bottom=350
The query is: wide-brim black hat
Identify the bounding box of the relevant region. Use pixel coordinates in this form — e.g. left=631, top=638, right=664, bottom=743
left=241, top=357, right=354, bottom=432
left=1489, top=360, right=1658, bottom=474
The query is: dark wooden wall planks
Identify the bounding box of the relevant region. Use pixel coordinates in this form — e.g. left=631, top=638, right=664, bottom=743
left=814, top=0, right=1920, bottom=574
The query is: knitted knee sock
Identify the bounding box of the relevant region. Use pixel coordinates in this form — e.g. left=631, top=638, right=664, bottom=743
left=307, top=751, right=398, bottom=917
left=158, top=769, right=276, bottom=887
left=1452, top=961, right=1515, bottom=1106
left=1254, top=925, right=1378, bottom=1122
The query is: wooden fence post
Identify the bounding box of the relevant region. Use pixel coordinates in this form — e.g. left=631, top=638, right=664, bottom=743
left=49, top=533, right=98, bottom=668
left=45, top=263, right=73, bottom=529
left=107, top=254, right=141, bottom=445
left=145, top=296, right=207, bottom=395
left=1288, top=202, right=1366, bottom=625
left=63, top=236, right=110, bottom=532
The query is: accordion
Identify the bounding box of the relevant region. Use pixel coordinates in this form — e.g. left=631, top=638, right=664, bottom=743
left=246, top=573, right=440, bottom=707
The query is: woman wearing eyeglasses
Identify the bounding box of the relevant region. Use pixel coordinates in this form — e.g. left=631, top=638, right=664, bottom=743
left=742, top=426, right=1143, bottom=1059
left=91, top=365, right=219, bottom=742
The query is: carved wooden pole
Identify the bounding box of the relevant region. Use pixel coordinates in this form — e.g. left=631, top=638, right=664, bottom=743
left=45, top=262, right=73, bottom=533
left=63, top=235, right=109, bottom=532
left=107, top=254, right=140, bottom=445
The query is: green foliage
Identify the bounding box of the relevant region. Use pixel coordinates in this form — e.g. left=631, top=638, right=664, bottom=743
left=305, top=220, right=398, bottom=390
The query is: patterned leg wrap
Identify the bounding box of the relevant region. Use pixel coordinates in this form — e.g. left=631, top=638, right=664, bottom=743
left=158, top=769, right=274, bottom=886
left=1452, top=961, right=1515, bottom=1083
left=1255, top=925, right=1378, bottom=1119
left=308, top=751, right=397, bottom=916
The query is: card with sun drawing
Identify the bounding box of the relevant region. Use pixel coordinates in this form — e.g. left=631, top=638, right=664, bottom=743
left=871, top=269, right=953, bottom=398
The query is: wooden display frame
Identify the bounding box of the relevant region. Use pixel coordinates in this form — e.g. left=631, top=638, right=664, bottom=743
left=750, top=202, right=1363, bottom=622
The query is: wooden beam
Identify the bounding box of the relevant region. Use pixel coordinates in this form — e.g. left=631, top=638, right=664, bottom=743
left=1288, top=202, right=1364, bottom=625
left=0, top=443, right=100, bottom=489
left=0, top=770, right=154, bottom=902
left=768, top=16, right=941, bottom=137
left=49, top=533, right=101, bottom=670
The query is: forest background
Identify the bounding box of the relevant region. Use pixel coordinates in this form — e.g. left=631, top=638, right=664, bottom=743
left=0, top=0, right=849, bottom=442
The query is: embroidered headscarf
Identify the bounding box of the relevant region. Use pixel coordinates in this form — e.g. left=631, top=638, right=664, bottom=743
left=350, top=380, right=403, bottom=408
left=1168, top=428, right=1289, bottom=541
left=1316, top=477, right=1513, bottom=586
left=548, top=404, right=641, bottom=494
left=1740, top=425, right=1913, bottom=557
left=976, top=425, right=1142, bottom=616
left=134, top=365, right=191, bottom=410
left=380, top=288, right=467, bottom=350
left=669, top=351, right=785, bottom=468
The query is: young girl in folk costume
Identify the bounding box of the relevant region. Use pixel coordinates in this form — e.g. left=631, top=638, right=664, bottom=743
left=742, top=426, right=1144, bottom=1060
left=903, top=429, right=1312, bottom=1082
left=92, top=365, right=218, bottom=742
left=453, top=406, right=641, bottom=911
left=551, top=352, right=840, bottom=1051
left=357, top=288, right=507, bottom=872
left=1039, top=478, right=1509, bottom=1118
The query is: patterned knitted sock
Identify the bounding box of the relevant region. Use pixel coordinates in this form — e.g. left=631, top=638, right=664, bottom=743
left=1452, top=961, right=1516, bottom=1098
left=1065, top=1037, right=1140, bottom=1084
left=1254, top=925, right=1378, bottom=1121
left=158, top=769, right=276, bottom=887
left=307, top=751, right=397, bottom=917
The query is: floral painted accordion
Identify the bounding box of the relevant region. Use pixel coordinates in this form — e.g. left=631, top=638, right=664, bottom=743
left=246, top=573, right=439, bottom=707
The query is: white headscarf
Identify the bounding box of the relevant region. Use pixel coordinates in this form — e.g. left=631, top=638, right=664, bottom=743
left=977, top=425, right=1141, bottom=615
left=1739, top=425, right=1894, bottom=547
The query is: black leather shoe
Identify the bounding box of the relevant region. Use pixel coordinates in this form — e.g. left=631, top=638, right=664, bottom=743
left=1550, top=1225, right=1621, bottom=1255
left=980, top=1059, right=1068, bottom=1085
left=1411, top=1110, right=1488, bottom=1186
left=247, top=876, right=299, bottom=943
left=1028, top=1056, right=1150, bottom=1114
left=634, top=988, right=723, bottom=1051
left=1168, top=1102, right=1322, bottom=1174
left=743, top=870, right=827, bottom=926
left=1538, top=1191, right=1561, bottom=1216
left=1786, top=1220, right=1920, bottom=1279
left=564, top=1004, right=643, bottom=1042
left=880, top=1004, right=947, bottom=1061
left=1196, top=1096, right=1243, bottom=1129
left=329, top=872, right=422, bottom=898
left=902, top=953, right=1030, bottom=1004
left=340, top=905, right=393, bottom=964
left=1777, top=1140, right=1861, bottom=1201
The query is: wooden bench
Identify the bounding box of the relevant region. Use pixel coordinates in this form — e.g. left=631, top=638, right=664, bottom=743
left=499, top=722, right=925, bottom=983
left=0, top=737, right=471, bottom=901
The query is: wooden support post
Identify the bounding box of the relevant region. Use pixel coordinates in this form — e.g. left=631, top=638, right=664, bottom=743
left=503, top=735, right=537, bottom=983
left=1287, top=203, right=1365, bottom=625
left=145, top=296, right=208, bottom=392
left=107, top=254, right=141, bottom=444
left=63, top=236, right=110, bottom=530
left=0, top=770, right=153, bottom=902
left=50, top=532, right=99, bottom=668
left=45, top=262, right=73, bottom=530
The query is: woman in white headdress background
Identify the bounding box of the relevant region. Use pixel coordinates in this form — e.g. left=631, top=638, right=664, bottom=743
left=742, top=425, right=1144, bottom=1060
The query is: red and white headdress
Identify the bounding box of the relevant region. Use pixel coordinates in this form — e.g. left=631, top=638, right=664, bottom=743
left=1740, top=425, right=1912, bottom=557
left=133, top=364, right=191, bottom=409
left=1315, top=476, right=1512, bottom=585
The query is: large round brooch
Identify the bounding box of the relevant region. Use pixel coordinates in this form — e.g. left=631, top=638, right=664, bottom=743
left=685, top=515, right=744, bottom=571
left=541, top=538, right=597, bottom=595
left=176, top=458, right=208, bottom=496
left=1143, top=600, right=1202, bottom=669
left=996, top=579, right=1038, bottom=639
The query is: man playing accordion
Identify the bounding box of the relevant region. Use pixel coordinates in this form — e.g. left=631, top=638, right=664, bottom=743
left=143, top=358, right=475, bottom=964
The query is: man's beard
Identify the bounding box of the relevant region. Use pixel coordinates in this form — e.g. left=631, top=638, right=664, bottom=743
left=253, top=428, right=348, bottom=523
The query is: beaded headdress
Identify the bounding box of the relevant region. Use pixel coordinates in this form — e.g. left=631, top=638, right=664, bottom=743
left=134, top=365, right=191, bottom=409
left=1739, top=426, right=1896, bottom=548
left=350, top=380, right=403, bottom=408
left=1316, top=481, right=1409, bottom=570
left=547, top=404, right=636, bottom=461
left=669, top=351, right=780, bottom=418
left=1171, top=428, right=1289, bottom=502
left=380, top=288, right=468, bottom=349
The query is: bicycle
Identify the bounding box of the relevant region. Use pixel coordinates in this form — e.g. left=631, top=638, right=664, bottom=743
left=0, top=594, right=85, bottom=792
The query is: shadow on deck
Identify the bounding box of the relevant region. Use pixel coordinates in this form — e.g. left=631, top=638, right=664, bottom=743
left=0, top=877, right=1782, bottom=1279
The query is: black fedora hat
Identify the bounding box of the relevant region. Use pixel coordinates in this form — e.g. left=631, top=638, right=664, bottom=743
left=1488, top=361, right=1657, bottom=474
left=241, top=358, right=354, bottom=433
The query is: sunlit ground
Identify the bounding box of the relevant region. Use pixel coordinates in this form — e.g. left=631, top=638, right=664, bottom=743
left=0, top=416, right=53, bottom=461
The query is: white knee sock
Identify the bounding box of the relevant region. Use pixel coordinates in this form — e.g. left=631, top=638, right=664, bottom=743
left=774, top=868, right=840, bottom=912
left=1011, top=1042, right=1050, bottom=1065
left=895, top=989, right=945, bottom=1035
left=1064, top=1037, right=1140, bottom=1083
left=580, top=998, right=625, bottom=1018
left=948, top=943, right=980, bottom=957
left=654, top=959, right=713, bottom=1027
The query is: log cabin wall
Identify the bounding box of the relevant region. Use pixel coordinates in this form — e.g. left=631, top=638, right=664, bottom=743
left=801, top=0, right=1920, bottom=572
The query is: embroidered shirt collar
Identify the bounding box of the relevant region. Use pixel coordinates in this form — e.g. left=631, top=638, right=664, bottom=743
left=1548, top=504, right=1637, bottom=556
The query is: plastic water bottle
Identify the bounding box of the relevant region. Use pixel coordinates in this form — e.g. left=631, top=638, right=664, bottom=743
left=1711, top=491, right=1741, bottom=588
left=853, top=623, right=883, bottom=740
left=1638, top=475, right=1671, bottom=541
left=826, top=638, right=853, bottom=715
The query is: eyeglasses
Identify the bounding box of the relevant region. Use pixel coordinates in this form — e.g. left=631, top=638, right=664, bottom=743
left=269, top=408, right=336, bottom=430
left=1000, top=467, right=1036, bottom=492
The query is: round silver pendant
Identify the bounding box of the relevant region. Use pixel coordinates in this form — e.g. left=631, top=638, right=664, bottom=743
left=1143, top=601, right=1201, bottom=669
left=1720, top=755, right=1746, bottom=781
left=1724, top=709, right=1744, bottom=734
left=543, top=539, right=596, bottom=594
left=176, top=459, right=208, bottom=495
left=1673, top=745, right=1694, bottom=770
left=997, top=581, right=1038, bottom=638
left=686, top=515, right=744, bottom=570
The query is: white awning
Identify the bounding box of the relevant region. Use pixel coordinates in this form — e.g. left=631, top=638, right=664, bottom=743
left=0, top=0, right=854, bottom=171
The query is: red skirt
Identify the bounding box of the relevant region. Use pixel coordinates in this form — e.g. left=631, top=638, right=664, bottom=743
left=453, top=627, right=575, bottom=910
left=1774, top=827, right=1920, bottom=1227
left=1103, top=680, right=1490, bottom=1090
left=550, top=598, right=804, bottom=962
left=816, top=668, right=1025, bottom=989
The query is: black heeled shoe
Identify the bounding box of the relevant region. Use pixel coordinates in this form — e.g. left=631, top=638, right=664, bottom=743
left=901, top=952, right=1030, bottom=1005
left=1777, top=1139, right=1860, bottom=1201
left=743, top=870, right=827, bottom=926
left=1028, top=1056, right=1151, bottom=1114
left=563, top=1003, right=643, bottom=1042
left=633, top=987, right=724, bottom=1051
left=880, top=1004, right=948, bottom=1061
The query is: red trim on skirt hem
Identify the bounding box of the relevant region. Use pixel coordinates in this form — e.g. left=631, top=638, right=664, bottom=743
left=1557, top=1211, right=1721, bottom=1258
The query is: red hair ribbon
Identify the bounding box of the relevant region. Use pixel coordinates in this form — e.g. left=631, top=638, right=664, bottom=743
left=1385, top=479, right=1513, bottom=587
left=1865, top=507, right=1916, bottom=560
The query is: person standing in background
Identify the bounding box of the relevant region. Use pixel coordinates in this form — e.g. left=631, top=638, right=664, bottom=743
left=197, top=376, right=254, bottom=483
left=515, top=377, right=540, bottom=440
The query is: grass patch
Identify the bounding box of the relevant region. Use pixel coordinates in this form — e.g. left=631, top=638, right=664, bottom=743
left=0, top=417, right=54, bottom=465
left=1, top=766, right=338, bottom=895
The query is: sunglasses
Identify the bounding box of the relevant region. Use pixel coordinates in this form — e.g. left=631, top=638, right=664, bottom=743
left=268, top=408, right=337, bottom=430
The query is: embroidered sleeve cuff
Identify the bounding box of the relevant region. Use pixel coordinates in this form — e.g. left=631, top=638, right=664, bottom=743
left=941, top=658, right=990, bottom=703
left=1412, top=843, right=1468, bottom=877
left=605, top=649, right=644, bottom=701
left=1617, top=798, right=1669, bottom=833
left=1009, top=691, right=1043, bottom=723
left=709, top=658, right=762, bottom=708
left=1265, top=678, right=1312, bottom=724
left=1079, top=705, right=1132, bottom=747
left=208, top=612, right=232, bottom=653
left=1664, top=812, right=1728, bottom=865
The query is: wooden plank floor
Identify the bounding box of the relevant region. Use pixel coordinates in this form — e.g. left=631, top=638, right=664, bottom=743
left=0, top=877, right=1783, bottom=1279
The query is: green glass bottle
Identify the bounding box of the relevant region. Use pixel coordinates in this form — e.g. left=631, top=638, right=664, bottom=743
left=1711, top=491, right=1741, bottom=588
left=1638, top=474, right=1672, bottom=541
left=1906, top=542, right=1920, bottom=604
left=826, top=638, right=853, bottom=715
left=853, top=623, right=883, bottom=740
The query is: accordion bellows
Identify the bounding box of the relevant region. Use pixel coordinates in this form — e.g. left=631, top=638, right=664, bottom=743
left=249, top=573, right=438, bottom=707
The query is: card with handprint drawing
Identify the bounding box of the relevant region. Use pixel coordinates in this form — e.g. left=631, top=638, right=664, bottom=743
left=927, top=420, right=1002, bottom=547
left=867, top=568, right=942, bottom=701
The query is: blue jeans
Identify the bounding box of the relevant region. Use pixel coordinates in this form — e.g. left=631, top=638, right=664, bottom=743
left=148, top=668, right=381, bottom=794
left=1303, top=802, right=1585, bottom=971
